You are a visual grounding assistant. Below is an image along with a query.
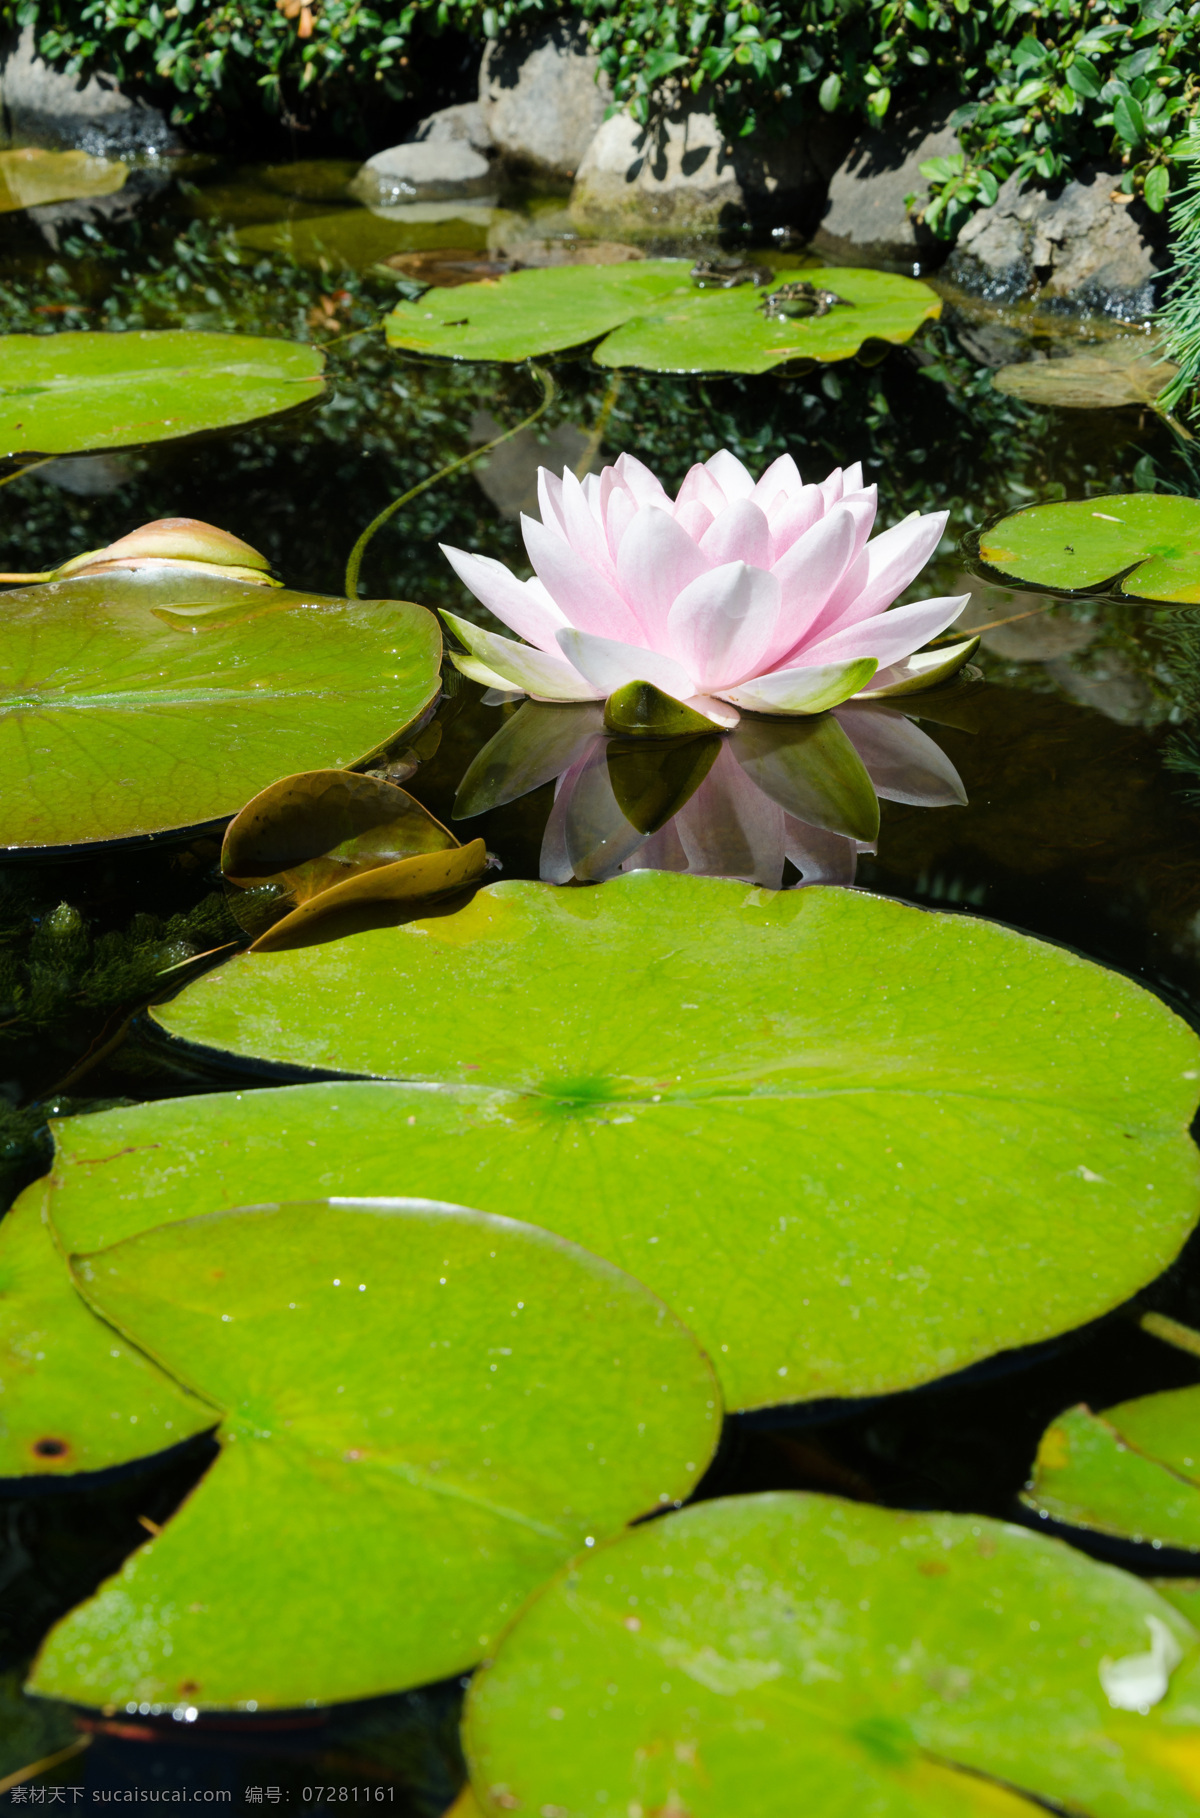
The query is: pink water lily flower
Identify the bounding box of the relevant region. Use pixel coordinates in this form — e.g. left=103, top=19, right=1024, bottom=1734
left=441, top=449, right=974, bottom=728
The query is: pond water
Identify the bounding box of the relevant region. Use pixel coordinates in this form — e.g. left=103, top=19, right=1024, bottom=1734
left=4, top=159, right=1200, bottom=1810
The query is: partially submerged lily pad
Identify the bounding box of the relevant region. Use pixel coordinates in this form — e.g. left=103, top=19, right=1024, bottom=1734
left=134, top=871, right=1200, bottom=1411
left=464, top=1491, right=1200, bottom=1818
left=0, top=147, right=128, bottom=215
left=0, top=570, right=441, bottom=851
left=594, top=268, right=942, bottom=375
left=1024, top=1385, right=1200, bottom=1551
left=28, top=1198, right=719, bottom=1709
left=222, top=771, right=488, bottom=952
left=0, top=331, right=325, bottom=459
left=991, top=346, right=1179, bottom=411
left=976, top=493, right=1200, bottom=603
left=384, top=262, right=692, bottom=362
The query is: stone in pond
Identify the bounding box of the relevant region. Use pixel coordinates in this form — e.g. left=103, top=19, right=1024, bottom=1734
left=350, top=104, right=498, bottom=207
left=0, top=24, right=178, bottom=158
left=813, top=101, right=959, bottom=268
left=480, top=18, right=612, bottom=183
left=947, top=167, right=1169, bottom=317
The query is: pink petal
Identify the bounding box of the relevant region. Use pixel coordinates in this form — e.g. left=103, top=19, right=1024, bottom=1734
left=674, top=744, right=785, bottom=888
left=761, top=504, right=860, bottom=667
left=818, top=468, right=844, bottom=510
left=560, top=467, right=618, bottom=586
left=699, top=498, right=772, bottom=571
left=767, top=484, right=824, bottom=560
left=783, top=816, right=861, bottom=885
left=674, top=462, right=728, bottom=516
left=799, top=593, right=968, bottom=671
left=667, top=561, right=782, bottom=692
left=752, top=453, right=802, bottom=504
left=815, top=510, right=950, bottom=638
left=581, top=471, right=604, bottom=519
left=522, top=511, right=646, bottom=644
left=842, top=461, right=864, bottom=493
left=614, top=452, right=671, bottom=507
left=537, top=468, right=566, bottom=533
left=835, top=705, right=966, bottom=806
left=705, top=449, right=756, bottom=502
left=442, top=611, right=601, bottom=701
left=675, top=499, right=714, bottom=542
left=616, top=505, right=709, bottom=642
left=556, top=627, right=697, bottom=699
left=440, top=545, right=567, bottom=651
left=602, top=481, right=639, bottom=563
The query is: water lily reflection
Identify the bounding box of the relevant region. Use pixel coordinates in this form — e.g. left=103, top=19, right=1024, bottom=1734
left=455, top=699, right=966, bottom=888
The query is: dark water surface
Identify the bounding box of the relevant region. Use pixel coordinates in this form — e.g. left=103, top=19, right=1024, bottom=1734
left=3, top=158, right=1200, bottom=1809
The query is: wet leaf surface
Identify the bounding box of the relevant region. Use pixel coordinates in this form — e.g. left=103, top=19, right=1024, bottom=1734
left=463, top=1491, right=1200, bottom=1818
left=594, top=269, right=942, bottom=374
left=1024, top=1385, right=1200, bottom=1551
left=0, top=571, right=442, bottom=851
left=86, top=868, right=1200, bottom=1412
left=977, top=494, right=1200, bottom=602
left=384, top=262, right=692, bottom=362
left=28, top=1198, right=719, bottom=1709
left=0, top=331, right=325, bottom=459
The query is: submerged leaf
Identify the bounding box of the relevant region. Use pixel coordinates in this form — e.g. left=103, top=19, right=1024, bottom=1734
left=0, top=332, right=325, bottom=459
left=0, top=148, right=128, bottom=215
left=463, top=1493, right=1200, bottom=1817
left=28, top=1198, right=719, bottom=1709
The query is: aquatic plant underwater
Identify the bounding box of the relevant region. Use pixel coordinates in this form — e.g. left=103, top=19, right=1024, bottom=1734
left=8, top=221, right=1200, bottom=1815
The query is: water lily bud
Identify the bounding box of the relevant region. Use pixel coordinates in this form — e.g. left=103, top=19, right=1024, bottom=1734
left=53, top=518, right=277, bottom=585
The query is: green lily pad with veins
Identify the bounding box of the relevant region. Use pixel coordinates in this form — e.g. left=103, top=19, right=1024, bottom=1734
left=0, top=569, right=441, bottom=852
left=1023, top=1385, right=1200, bottom=1551
left=384, top=261, right=692, bottom=361
left=594, top=267, right=942, bottom=375
left=26, top=1198, right=718, bottom=1711
left=978, top=493, right=1200, bottom=602
left=0, top=331, right=325, bottom=459
left=108, top=869, right=1200, bottom=1412
left=463, top=1492, right=1200, bottom=1818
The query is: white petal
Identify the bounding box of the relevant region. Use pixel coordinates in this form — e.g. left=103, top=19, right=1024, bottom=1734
left=560, top=466, right=619, bottom=585
left=536, top=467, right=567, bottom=533
left=616, top=505, right=709, bottom=642
left=800, top=594, right=969, bottom=671
left=667, top=561, right=782, bottom=692
left=440, top=545, right=567, bottom=650
left=699, top=498, right=773, bottom=571
left=443, top=610, right=600, bottom=701
left=752, top=452, right=802, bottom=505
left=674, top=462, right=728, bottom=516
left=614, top=451, right=672, bottom=507
left=842, top=461, right=864, bottom=492
left=816, top=510, right=950, bottom=639
left=556, top=627, right=697, bottom=699
left=704, top=449, right=756, bottom=502
left=818, top=467, right=844, bottom=510
left=522, top=512, right=646, bottom=644
left=1100, top=1617, right=1182, bottom=1713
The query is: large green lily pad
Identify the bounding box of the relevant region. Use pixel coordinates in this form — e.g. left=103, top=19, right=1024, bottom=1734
left=384, top=262, right=693, bottom=361
left=977, top=494, right=1200, bottom=603
left=0, top=331, right=325, bottom=459
left=28, top=1198, right=718, bottom=1710
left=1024, top=1386, right=1200, bottom=1551
left=594, top=268, right=942, bottom=375
left=463, top=1491, right=1200, bottom=1818
left=0, top=570, right=441, bottom=851
left=0, top=147, right=128, bottom=215
left=129, top=872, right=1200, bottom=1411
left=0, top=1183, right=216, bottom=1478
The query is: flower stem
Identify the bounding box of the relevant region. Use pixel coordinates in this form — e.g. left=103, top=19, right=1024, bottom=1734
left=343, top=363, right=557, bottom=600
left=574, top=369, right=623, bottom=479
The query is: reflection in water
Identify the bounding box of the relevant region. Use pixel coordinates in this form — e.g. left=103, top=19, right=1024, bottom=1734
left=454, top=699, right=966, bottom=888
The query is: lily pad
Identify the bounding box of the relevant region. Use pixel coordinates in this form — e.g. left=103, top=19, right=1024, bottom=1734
left=0, top=331, right=325, bottom=459
left=594, top=268, right=942, bottom=375
left=0, top=147, right=128, bottom=215
left=0, top=570, right=442, bottom=852
left=0, top=1183, right=216, bottom=1478
left=1023, top=1386, right=1200, bottom=1552
left=28, top=1198, right=719, bottom=1709
left=463, top=1491, right=1200, bottom=1818
left=990, top=347, right=1179, bottom=411
left=977, top=494, right=1200, bottom=603
left=385, top=261, right=692, bottom=362
left=126, top=871, right=1200, bottom=1411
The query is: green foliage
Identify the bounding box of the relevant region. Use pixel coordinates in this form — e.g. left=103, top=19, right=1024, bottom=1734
left=6, top=0, right=1200, bottom=225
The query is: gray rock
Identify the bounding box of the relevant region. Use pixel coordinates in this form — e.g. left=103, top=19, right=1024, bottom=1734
left=0, top=24, right=177, bottom=158
left=569, top=99, right=839, bottom=235
left=480, top=17, right=611, bottom=183
left=24, top=164, right=171, bottom=250
left=350, top=104, right=498, bottom=206
left=947, top=168, right=1168, bottom=317
left=469, top=409, right=604, bottom=519
left=813, top=106, right=959, bottom=266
